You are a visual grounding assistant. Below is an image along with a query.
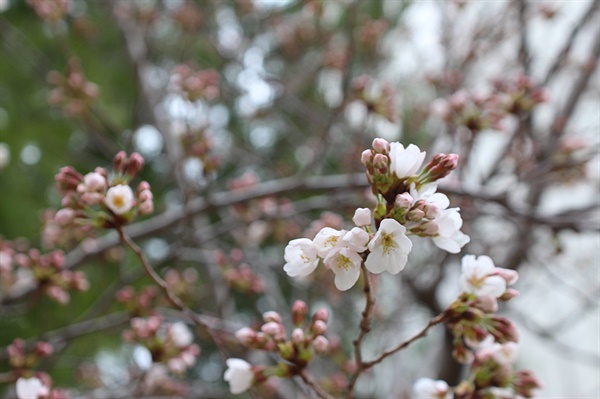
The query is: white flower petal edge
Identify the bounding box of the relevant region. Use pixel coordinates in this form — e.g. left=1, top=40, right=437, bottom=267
left=313, top=227, right=345, bottom=258
left=431, top=208, right=470, bottom=253
left=224, top=358, right=254, bottom=395
left=365, top=218, right=412, bottom=275
left=16, top=377, right=50, bottom=399
left=283, top=238, right=320, bottom=277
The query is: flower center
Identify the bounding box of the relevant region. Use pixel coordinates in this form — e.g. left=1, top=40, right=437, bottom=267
left=112, top=194, right=125, bottom=208
left=381, top=232, right=398, bottom=255
left=335, top=254, right=351, bottom=271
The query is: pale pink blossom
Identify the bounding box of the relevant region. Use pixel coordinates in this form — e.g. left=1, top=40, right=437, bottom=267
left=412, top=377, right=452, bottom=399
left=313, top=227, right=345, bottom=257
left=365, top=218, right=412, bottom=275
left=389, top=142, right=426, bottom=179
left=283, top=238, right=319, bottom=277
left=342, top=227, right=370, bottom=253
left=460, top=255, right=506, bottom=297
left=16, top=377, right=50, bottom=399
left=224, top=358, right=254, bottom=394
left=324, top=247, right=362, bottom=291
left=104, top=184, right=134, bottom=215
left=82, top=172, right=107, bottom=191
left=429, top=208, right=470, bottom=253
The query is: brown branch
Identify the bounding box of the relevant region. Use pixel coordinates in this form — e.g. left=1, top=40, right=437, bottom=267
left=298, top=369, right=335, bottom=399
left=362, top=312, right=448, bottom=370
left=346, top=263, right=376, bottom=397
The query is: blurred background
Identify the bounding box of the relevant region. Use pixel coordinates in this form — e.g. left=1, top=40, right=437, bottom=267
left=0, top=0, right=598, bottom=397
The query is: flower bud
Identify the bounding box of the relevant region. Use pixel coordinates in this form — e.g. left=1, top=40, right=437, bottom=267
left=352, top=208, right=372, bottom=227
left=55, top=208, right=75, bottom=225
left=360, top=149, right=373, bottom=167
left=373, top=153, right=388, bottom=173
left=113, top=151, right=127, bottom=173
left=126, top=152, right=145, bottom=177
left=493, top=267, right=519, bottom=285
left=372, top=138, right=390, bottom=153
left=475, top=295, right=498, bottom=313
left=313, top=308, right=329, bottom=323
left=261, top=322, right=281, bottom=337
left=313, top=335, right=329, bottom=354
left=499, top=288, right=519, bottom=301
left=394, top=193, right=413, bottom=210
left=291, top=328, right=305, bottom=344
left=262, top=311, right=282, bottom=324
left=292, top=300, right=308, bottom=325
left=311, top=320, right=327, bottom=335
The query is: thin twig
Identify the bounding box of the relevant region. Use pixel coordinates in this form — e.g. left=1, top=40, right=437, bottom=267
left=346, top=263, right=376, bottom=397
left=362, top=312, right=448, bottom=369
left=298, top=369, right=335, bottom=399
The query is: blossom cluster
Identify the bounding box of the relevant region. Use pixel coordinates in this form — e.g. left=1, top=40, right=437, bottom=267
left=46, top=58, right=99, bottom=118
left=171, top=64, right=220, bottom=102
left=54, top=151, right=153, bottom=230
left=122, top=316, right=201, bottom=375
left=7, top=339, right=67, bottom=399
left=414, top=255, right=541, bottom=398
left=214, top=249, right=265, bottom=295
left=224, top=301, right=331, bottom=394
left=0, top=240, right=88, bottom=304
left=284, top=140, right=469, bottom=290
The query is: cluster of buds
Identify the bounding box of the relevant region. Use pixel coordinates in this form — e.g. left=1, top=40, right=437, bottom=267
left=115, top=285, right=159, bottom=317
left=171, top=64, right=219, bottom=102
left=351, top=75, right=397, bottom=122
left=41, top=209, right=94, bottom=249
left=225, top=301, right=330, bottom=394
left=430, top=90, right=504, bottom=133
left=215, top=249, right=265, bottom=295
left=414, top=255, right=541, bottom=398
left=7, top=339, right=53, bottom=376
left=1, top=246, right=88, bottom=304
left=54, top=151, right=153, bottom=230
left=177, top=127, right=221, bottom=176
left=491, top=74, right=549, bottom=116
left=163, top=267, right=200, bottom=304
left=122, top=316, right=201, bottom=375
left=47, top=59, right=99, bottom=118
left=445, top=255, right=520, bottom=363
left=27, top=0, right=70, bottom=22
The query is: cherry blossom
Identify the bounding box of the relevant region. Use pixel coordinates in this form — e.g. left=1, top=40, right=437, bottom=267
left=167, top=322, right=193, bottom=348
left=429, top=208, right=470, bottom=253
left=313, top=227, right=345, bottom=257
left=324, top=247, right=363, bottom=291
left=365, top=218, right=412, bottom=274
left=283, top=238, right=320, bottom=277
left=16, top=377, right=49, bottom=399
left=389, top=142, right=426, bottom=179
left=224, top=358, right=254, bottom=394
left=460, top=255, right=506, bottom=297
left=104, top=184, right=135, bottom=215
left=412, top=377, right=452, bottom=399
left=352, top=208, right=372, bottom=226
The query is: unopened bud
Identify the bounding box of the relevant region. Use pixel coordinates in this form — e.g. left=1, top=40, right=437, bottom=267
left=360, top=149, right=373, bottom=167
left=313, top=308, right=329, bottom=323
left=476, top=295, right=498, bottom=313
left=113, top=151, right=127, bottom=172
left=292, top=300, right=308, bottom=325
left=311, top=320, right=327, bottom=335
left=291, top=328, right=305, bottom=344
left=373, top=153, right=388, bottom=173
left=235, top=327, right=256, bottom=345
left=126, top=152, right=145, bottom=177
left=493, top=267, right=519, bottom=285
left=352, top=208, right=372, bottom=227
left=261, top=322, right=281, bottom=337
left=499, top=288, right=519, bottom=302
left=262, top=311, right=282, bottom=324
left=394, top=193, right=413, bottom=210
left=313, top=335, right=329, bottom=354
left=372, top=138, right=390, bottom=153
left=55, top=208, right=75, bottom=225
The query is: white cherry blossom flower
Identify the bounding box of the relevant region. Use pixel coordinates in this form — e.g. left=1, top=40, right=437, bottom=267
left=283, top=238, right=320, bottom=277
left=313, top=227, right=345, bottom=258
left=104, top=184, right=134, bottom=215
left=224, top=358, right=254, bottom=394
left=490, top=341, right=519, bottom=365
left=342, top=227, right=370, bottom=253
left=389, top=142, right=426, bottom=179
left=460, top=255, right=506, bottom=297
left=365, top=218, right=412, bottom=275
left=16, top=377, right=49, bottom=399
left=429, top=208, right=470, bottom=253
left=413, top=377, right=452, bottom=399
left=352, top=208, right=372, bottom=226
left=167, top=322, right=193, bottom=348
left=324, top=247, right=362, bottom=291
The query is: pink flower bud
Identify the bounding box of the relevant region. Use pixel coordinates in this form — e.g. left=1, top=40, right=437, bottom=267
left=373, top=153, right=388, bottom=172
left=33, top=342, right=54, bottom=357
left=83, top=172, right=107, bottom=191
left=476, top=295, right=498, bottom=313
left=372, top=138, right=390, bottom=153
left=313, top=308, right=329, bottom=323
left=360, top=149, right=373, bottom=167
left=235, top=327, right=256, bottom=345
left=352, top=208, right=372, bottom=227
left=261, top=322, right=281, bottom=336
left=113, top=151, right=127, bottom=172
left=291, top=328, right=305, bottom=344
left=311, top=320, right=327, bottom=335
left=313, top=335, right=329, bottom=354
left=394, top=193, right=413, bottom=209
left=138, top=200, right=154, bottom=216
left=55, top=208, right=75, bottom=225
left=499, top=288, right=519, bottom=301
left=292, top=300, right=308, bottom=325
left=126, top=152, right=145, bottom=177
left=262, top=311, right=282, bottom=324
left=493, top=267, right=519, bottom=285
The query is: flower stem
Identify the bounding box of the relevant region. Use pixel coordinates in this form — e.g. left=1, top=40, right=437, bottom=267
left=299, top=369, right=335, bottom=399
